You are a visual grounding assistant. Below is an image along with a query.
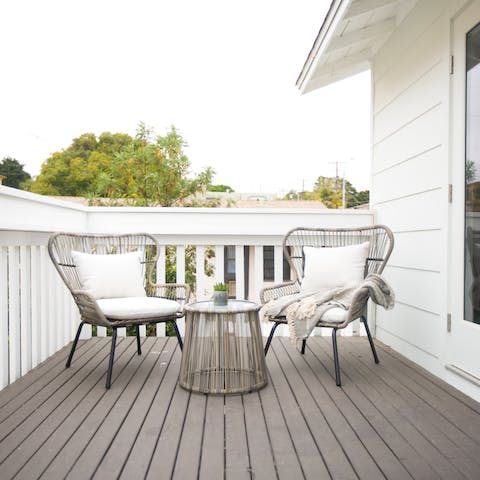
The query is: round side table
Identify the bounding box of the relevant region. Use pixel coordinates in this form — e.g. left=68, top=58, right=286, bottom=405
left=178, top=300, right=268, bottom=394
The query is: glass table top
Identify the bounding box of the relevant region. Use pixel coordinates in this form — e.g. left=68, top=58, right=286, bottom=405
left=185, top=299, right=260, bottom=313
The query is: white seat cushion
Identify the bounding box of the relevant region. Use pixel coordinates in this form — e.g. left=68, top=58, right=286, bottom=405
left=319, top=307, right=348, bottom=323
left=72, top=250, right=146, bottom=299
left=97, top=297, right=181, bottom=320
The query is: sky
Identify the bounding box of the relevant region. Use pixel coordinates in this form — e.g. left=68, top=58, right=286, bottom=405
left=0, top=0, right=371, bottom=195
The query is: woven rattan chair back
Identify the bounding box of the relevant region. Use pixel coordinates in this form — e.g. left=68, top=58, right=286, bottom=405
left=283, top=225, right=394, bottom=288
left=48, top=232, right=158, bottom=295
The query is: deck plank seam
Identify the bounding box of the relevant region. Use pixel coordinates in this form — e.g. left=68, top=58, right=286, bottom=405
left=265, top=344, right=308, bottom=479
left=0, top=338, right=103, bottom=422
left=0, top=339, right=93, bottom=409
left=341, top=337, right=480, bottom=478
left=92, top=337, right=172, bottom=479
left=303, top=338, right=391, bottom=479
left=316, top=338, right=465, bottom=478
left=333, top=338, right=468, bottom=479
left=370, top=341, right=480, bottom=448
left=314, top=337, right=462, bottom=479
left=3, top=337, right=135, bottom=480
left=1, top=338, right=136, bottom=479
left=256, top=387, right=281, bottom=480
left=194, top=390, right=209, bottom=480
left=169, top=391, right=193, bottom=479
left=114, top=338, right=177, bottom=479
left=0, top=337, right=123, bottom=444
left=240, top=394, right=254, bottom=480
left=60, top=337, right=155, bottom=479
left=376, top=343, right=480, bottom=415
left=143, top=348, right=186, bottom=479
left=277, top=338, right=361, bottom=480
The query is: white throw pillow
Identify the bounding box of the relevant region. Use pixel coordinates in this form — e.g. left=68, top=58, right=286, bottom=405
left=72, top=250, right=146, bottom=299
left=301, top=242, right=369, bottom=293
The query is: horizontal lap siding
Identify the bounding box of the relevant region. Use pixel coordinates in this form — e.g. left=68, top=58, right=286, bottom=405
left=371, top=0, right=455, bottom=373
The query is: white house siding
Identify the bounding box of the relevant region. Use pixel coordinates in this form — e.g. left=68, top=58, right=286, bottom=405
left=370, top=0, right=469, bottom=375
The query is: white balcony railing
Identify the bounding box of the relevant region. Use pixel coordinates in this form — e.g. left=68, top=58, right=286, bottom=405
left=0, top=186, right=375, bottom=390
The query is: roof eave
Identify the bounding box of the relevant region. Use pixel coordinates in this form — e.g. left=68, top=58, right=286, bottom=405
left=296, top=0, right=352, bottom=93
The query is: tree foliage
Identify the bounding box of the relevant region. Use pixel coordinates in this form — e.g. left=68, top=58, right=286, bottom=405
left=0, top=157, right=32, bottom=189
left=208, top=184, right=234, bottom=192
left=30, top=132, right=133, bottom=196
left=285, top=175, right=369, bottom=208
left=98, top=123, right=214, bottom=206
left=30, top=123, right=214, bottom=206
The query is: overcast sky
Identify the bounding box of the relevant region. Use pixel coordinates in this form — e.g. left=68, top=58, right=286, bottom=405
left=0, top=0, right=370, bottom=195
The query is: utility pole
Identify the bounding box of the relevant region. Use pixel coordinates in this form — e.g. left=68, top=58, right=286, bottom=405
left=329, top=159, right=350, bottom=208
left=328, top=160, right=347, bottom=179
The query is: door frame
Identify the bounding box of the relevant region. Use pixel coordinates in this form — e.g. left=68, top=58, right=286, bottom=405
left=447, top=0, right=480, bottom=384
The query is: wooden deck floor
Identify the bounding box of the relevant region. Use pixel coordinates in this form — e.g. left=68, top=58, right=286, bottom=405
left=1, top=336, right=480, bottom=480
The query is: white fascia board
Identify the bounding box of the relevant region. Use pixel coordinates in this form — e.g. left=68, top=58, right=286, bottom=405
left=297, top=0, right=353, bottom=93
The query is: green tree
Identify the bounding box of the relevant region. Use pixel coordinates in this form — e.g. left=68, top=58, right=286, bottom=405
left=208, top=184, right=234, bottom=192
left=98, top=123, right=214, bottom=206
left=285, top=175, right=369, bottom=208
left=0, top=157, right=32, bottom=189
left=30, top=132, right=133, bottom=196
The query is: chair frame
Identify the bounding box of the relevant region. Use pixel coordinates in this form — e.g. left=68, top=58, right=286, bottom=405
left=260, top=225, right=394, bottom=386
left=48, top=232, right=191, bottom=388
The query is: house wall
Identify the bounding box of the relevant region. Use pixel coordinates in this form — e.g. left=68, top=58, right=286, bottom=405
left=371, top=0, right=469, bottom=378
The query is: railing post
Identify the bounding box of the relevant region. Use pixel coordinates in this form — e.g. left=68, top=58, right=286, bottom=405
left=195, top=246, right=205, bottom=300
left=176, top=245, right=186, bottom=337
left=20, top=246, right=32, bottom=375
left=156, top=245, right=166, bottom=337
left=0, top=246, right=9, bottom=388
left=235, top=245, right=245, bottom=300
left=8, top=246, right=21, bottom=382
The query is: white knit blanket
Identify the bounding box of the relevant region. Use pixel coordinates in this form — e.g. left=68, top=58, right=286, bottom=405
left=262, top=273, right=394, bottom=351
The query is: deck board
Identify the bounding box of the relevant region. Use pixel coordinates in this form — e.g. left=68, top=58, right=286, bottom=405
left=1, top=336, right=480, bottom=480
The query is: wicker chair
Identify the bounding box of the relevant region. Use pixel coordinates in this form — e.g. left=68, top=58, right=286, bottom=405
left=48, top=232, right=191, bottom=388
left=260, top=225, right=394, bottom=386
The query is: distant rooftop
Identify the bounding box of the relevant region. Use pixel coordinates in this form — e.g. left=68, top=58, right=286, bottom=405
left=49, top=196, right=327, bottom=209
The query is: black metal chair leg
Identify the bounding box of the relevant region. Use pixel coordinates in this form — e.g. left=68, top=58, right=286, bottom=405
left=136, top=325, right=142, bottom=355
left=105, top=328, right=118, bottom=389
left=332, top=328, right=341, bottom=387
left=301, top=339, right=307, bottom=355
left=264, top=322, right=281, bottom=355
left=362, top=316, right=379, bottom=364
left=171, top=321, right=183, bottom=350
left=66, top=321, right=85, bottom=368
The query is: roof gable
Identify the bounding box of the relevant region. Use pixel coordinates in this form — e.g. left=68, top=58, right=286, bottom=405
left=297, top=0, right=419, bottom=93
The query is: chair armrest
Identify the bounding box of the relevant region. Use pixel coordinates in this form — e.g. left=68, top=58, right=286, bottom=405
left=260, top=280, right=300, bottom=304
left=71, top=290, right=110, bottom=327
left=150, top=283, right=192, bottom=308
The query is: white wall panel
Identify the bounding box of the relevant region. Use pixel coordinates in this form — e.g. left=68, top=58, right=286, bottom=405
left=373, top=104, right=443, bottom=174
left=373, top=147, right=443, bottom=204
left=374, top=61, right=445, bottom=143
left=373, top=189, right=443, bottom=231
left=388, top=230, right=442, bottom=272
left=371, top=0, right=453, bottom=377
left=385, top=266, right=441, bottom=314
left=376, top=303, right=442, bottom=359
left=374, top=4, right=447, bottom=111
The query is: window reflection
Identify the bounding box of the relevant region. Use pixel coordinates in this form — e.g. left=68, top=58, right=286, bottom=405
left=464, top=23, right=480, bottom=323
